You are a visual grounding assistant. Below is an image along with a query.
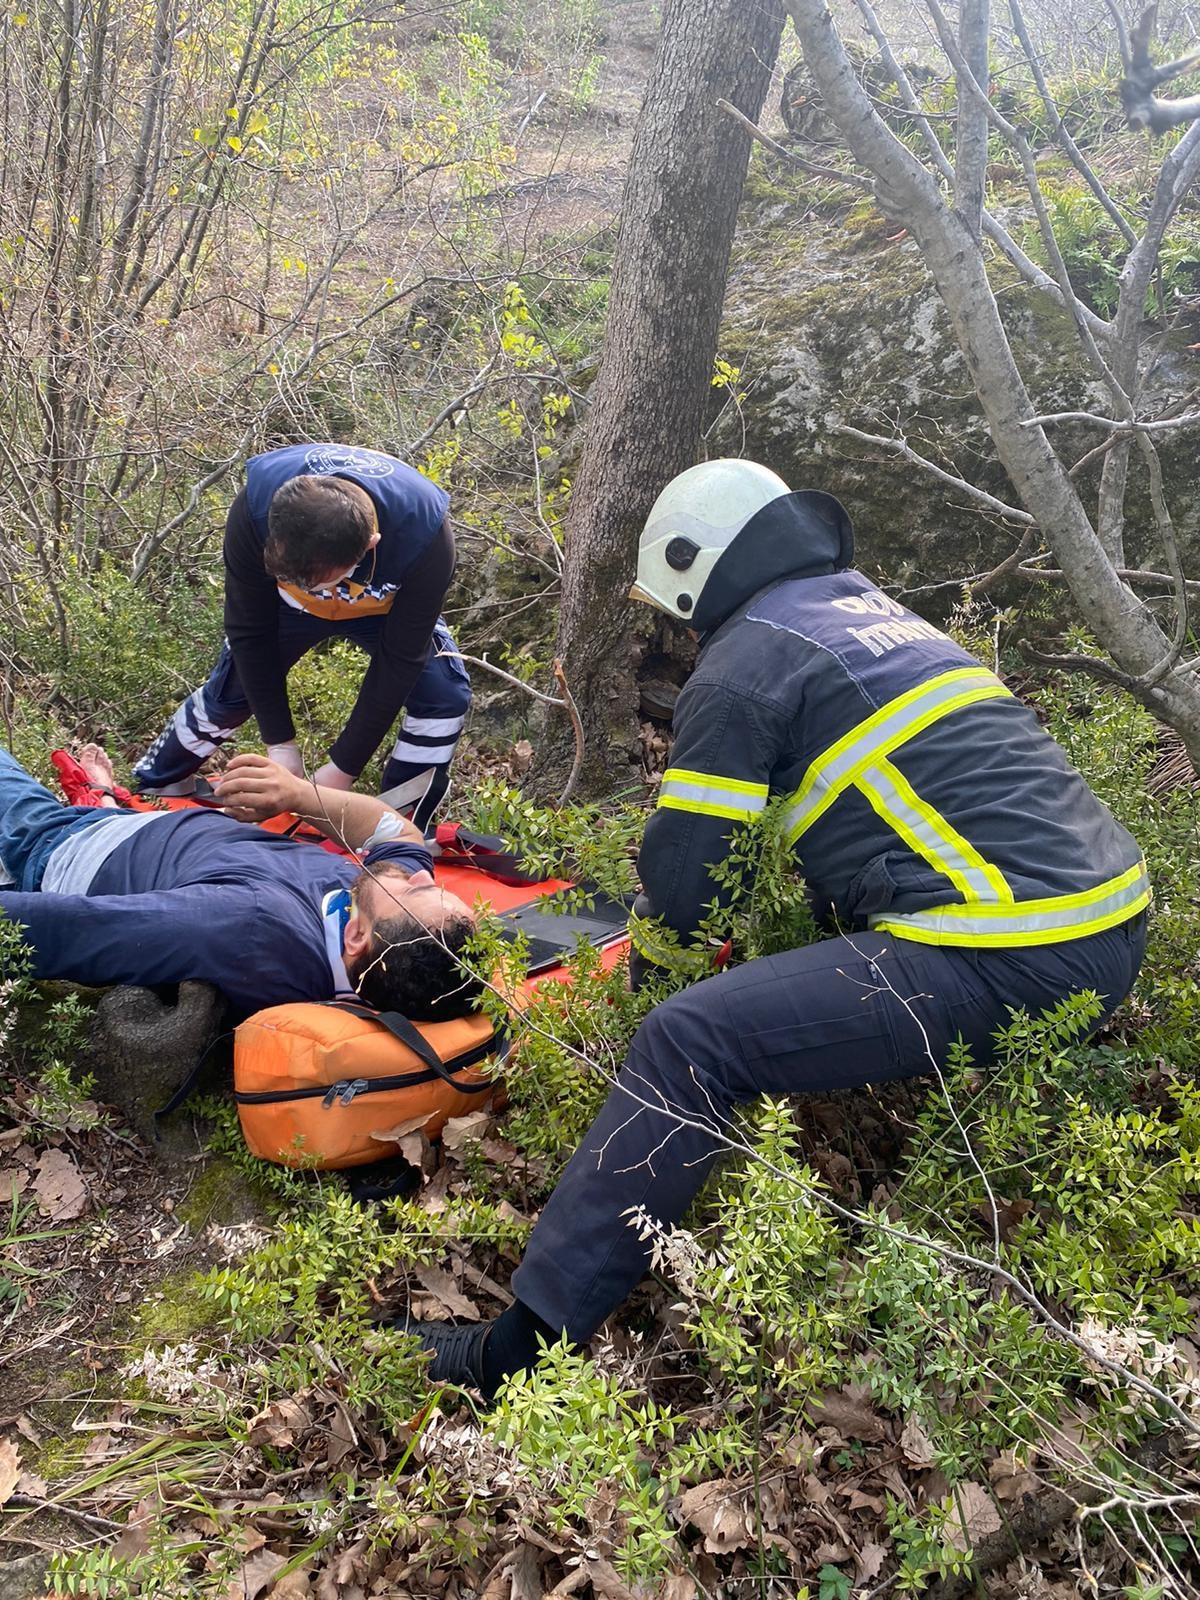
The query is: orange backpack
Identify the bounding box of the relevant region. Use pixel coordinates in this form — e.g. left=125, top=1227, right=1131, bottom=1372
left=234, top=1000, right=506, bottom=1169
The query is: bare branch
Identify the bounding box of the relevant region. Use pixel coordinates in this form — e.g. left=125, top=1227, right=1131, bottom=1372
left=438, top=650, right=584, bottom=810
left=1119, top=4, right=1200, bottom=132
left=853, top=0, right=955, bottom=181
left=833, top=423, right=1036, bottom=522
left=1008, top=0, right=1138, bottom=249
left=715, top=97, right=873, bottom=190
left=955, top=0, right=990, bottom=238
left=971, top=525, right=1040, bottom=594
left=1024, top=408, right=1200, bottom=432
left=129, top=417, right=267, bottom=584
left=858, top=0, right=1111, bottom=338
left=1131, top=428, right=1190, bottom=687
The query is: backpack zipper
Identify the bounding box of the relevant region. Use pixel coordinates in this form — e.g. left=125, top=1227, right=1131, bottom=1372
left=234, top=1039, right=496, bottom=1106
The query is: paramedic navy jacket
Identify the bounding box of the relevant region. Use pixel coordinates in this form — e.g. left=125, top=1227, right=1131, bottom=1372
left=0, top=811, right=433, bottom=1017
left=631, top=498, right=1148, bottom=970
left=225, top=444, right=452, bottom=778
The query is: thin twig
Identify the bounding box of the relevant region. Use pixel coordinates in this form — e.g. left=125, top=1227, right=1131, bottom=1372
left=833, top=423, right=1035, bottom=523
left=1024, top=408, right=1200, bottom=432
left=552, top=658, right=584, bottom=808
left=437, top=649, right=584, bottom=808
left=715, top=97, right=873, bottom=191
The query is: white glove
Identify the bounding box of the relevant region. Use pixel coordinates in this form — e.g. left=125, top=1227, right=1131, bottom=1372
left=313, top=760, right=355, bottom=791
left=266, top=742, right=305, bottom=778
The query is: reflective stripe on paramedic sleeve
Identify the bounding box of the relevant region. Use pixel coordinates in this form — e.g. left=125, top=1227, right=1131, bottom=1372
left=658, top=767, right=770, bottom=824
left=871, top=860, right=1151, bottom=947
left=784, top=667, right=1010, bottom=843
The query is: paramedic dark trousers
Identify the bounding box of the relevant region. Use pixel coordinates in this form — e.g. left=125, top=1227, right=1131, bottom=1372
left=511, top=917, right=1146, bottom=1344
left=133, top=614, right=471, bottom=827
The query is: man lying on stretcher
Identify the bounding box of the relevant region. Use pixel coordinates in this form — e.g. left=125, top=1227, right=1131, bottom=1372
left=0, top=743, right=481, bottom=1021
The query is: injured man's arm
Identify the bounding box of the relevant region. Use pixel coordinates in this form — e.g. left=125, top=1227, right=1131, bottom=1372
left=213, top=754, right=424, bottom=853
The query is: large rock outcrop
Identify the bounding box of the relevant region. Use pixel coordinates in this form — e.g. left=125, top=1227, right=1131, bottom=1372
left=718, top=166, right=1200, bottom=596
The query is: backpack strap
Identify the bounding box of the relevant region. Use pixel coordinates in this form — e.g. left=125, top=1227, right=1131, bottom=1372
left=325, top=999, right=506, bottom=1087
left=154, top=1030, right=232, bottom=1123
left=430, top=823, right=544, bottom=887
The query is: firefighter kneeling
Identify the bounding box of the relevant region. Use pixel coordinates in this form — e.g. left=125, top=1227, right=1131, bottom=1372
left=402, top=459, right=1148, bottom=1398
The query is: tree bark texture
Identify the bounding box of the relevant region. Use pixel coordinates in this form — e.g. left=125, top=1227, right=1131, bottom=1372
left=542, top=0, right=786, bottom=797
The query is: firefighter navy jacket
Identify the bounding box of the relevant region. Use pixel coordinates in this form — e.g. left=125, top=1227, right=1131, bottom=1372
left=224, top=444, right=452, bottom=775
left=634, top=569, right=1147, bottom=963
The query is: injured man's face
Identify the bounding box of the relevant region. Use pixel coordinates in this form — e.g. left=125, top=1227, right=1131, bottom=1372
left=341, top=864, right=483, bottom=1021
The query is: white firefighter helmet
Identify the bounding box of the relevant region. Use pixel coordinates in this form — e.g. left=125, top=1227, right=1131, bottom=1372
left=629, top=459, right=790, bottom=621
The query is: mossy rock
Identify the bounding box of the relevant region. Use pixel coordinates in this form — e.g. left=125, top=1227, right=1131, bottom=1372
left=721, top=191, right=1200, bottom=603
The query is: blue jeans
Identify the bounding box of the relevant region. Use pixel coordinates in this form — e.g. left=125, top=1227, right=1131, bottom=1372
left=0, top=749, right=120, bottom=892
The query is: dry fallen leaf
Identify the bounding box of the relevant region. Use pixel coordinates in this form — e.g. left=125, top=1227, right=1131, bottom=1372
left=855, top=1542, right=888, bottom=1582
left=441, top=1110, right=495, bottom=1151
left=0, top=1438, right=21, bottom=1505
left=805, top=1387, right=890, bottom=1443
left=581, top=1558, right=640, bottom=1600
left=1041, top=1406, right=1094, bottom=1470
left=13, top=1414, right=42, bottom=1448
left=112, top=1496, right=158, bottom=1562
left=899, top=1412, right=936, bottom=1469
left=413, top=1266, right=480, bottom=1322
left=989, top=1450, right=1038, bottom=1503
left=315, top=1539, right=368, bottom=1600
left=676, top=1480, right=755, bottom=1554
left=812, top=1541, right=853, bottom=1564
left=944, top=1481, right=1002, bottom=1553
left=222, top=1548, right=285, bottom=1600
left=501, top=1543, right=544, bottom=1600
left=398, top=1129, right=436, bottom=1173
left=32, top=1148, right=87, bottom=1220
left=845, top=1487, right=886, bottom=1514
left=799, top=1472, right=830, bottom=1507
left=369, top=1112, right=435, bottom=1143
left=657, top=1577, right=697, bottom=1600
left=247, top=1397, right=313, bottom=1452
left=271, top=1572, right=313, bottom=1598
left=974, top=1194, right=1033, bottom=1244
left=321, top=1395, right=358, bottom=1472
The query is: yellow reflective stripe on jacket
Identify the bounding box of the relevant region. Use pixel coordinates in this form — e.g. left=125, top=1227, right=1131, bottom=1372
left=857, top=758, right=1014, bottom=905
left=784, top=667, right=1010, bottom=844
left=871, top=860, right=1150, bottom=947
left=658, top=767, right=770, bottom=825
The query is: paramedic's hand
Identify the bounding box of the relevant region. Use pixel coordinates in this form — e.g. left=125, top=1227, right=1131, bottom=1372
left=266, top=741, right=304, bottom=779
left=214, top=753, right=306, bottom=822
left=313, top=760, right=355, bottom=791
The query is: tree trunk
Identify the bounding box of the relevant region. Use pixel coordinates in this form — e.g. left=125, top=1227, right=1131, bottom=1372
left=538, top=0, right=786, bottom=798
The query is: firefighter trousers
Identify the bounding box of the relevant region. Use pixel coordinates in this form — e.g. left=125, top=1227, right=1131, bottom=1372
left=511, top=915, right=1146, bottom=1344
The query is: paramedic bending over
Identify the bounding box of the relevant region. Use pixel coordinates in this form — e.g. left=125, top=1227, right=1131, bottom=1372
left=133, top=443, right=472, bottom=830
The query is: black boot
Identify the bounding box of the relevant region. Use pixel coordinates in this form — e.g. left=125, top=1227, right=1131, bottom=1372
left=399, top=1317, right=491, bottom=1390
left=398, top=1299, right=562, bottom=1401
